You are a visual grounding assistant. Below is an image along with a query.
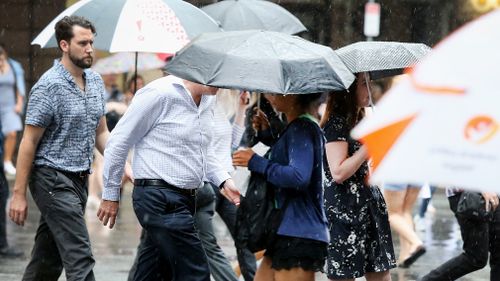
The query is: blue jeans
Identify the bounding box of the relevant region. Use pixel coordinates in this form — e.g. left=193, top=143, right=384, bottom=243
left=132, top=185, right=210, bottom=281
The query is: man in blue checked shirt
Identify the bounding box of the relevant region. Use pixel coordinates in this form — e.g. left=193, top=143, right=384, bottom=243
left=98, top=75, right=241, bottom=281
left=9, top=16, right=131, bottom=281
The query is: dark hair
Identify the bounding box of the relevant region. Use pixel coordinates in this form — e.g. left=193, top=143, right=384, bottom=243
left=320, top=78, right=364, bottom=130
left=0, top=45, right=4, bottom=56
left=55, top=16, right=96, bottom=50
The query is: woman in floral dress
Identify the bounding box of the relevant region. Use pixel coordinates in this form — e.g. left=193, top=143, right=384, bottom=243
left=320, top=73, right=396, bottom=281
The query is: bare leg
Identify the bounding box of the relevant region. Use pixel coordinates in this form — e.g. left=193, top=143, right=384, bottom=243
left=275, top=267, right=314, bottom=281
left=254, top=256, right=274, bottom=281
left=384, top=189, right=423, bottom=262
left=402, top=187, right=422, bottom=257
left=365, top=270, right=392, bottom=281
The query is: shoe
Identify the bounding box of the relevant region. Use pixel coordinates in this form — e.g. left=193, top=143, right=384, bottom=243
left=0, top=246, right=23, bottom=258
left=399, top=246, right=426, bottom=268
left=3, top=161, right=16, bottom=176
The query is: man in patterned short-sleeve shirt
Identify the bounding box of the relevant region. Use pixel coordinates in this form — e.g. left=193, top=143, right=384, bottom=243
left=9, top=15, right=130, bottom=281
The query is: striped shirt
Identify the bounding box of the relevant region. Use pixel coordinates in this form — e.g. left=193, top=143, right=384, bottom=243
left=25, top=60, right=105, bottom=172
left=102, top=75, right=230, bottom=201
left=211, top=106, right=244, bottom=173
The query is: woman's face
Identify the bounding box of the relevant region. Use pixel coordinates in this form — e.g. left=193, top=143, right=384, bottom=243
left=264, top=93, right=294, bottom=112
left=356, top=73, right=371, bottom=108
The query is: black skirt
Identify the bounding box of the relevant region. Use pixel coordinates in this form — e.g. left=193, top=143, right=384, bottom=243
left=264, top=234, right=327, bottom=272
left=325, top=184, right=396, bottom=279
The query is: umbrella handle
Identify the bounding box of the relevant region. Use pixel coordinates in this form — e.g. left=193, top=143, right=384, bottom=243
left=365, top=72, right=376, bottom=111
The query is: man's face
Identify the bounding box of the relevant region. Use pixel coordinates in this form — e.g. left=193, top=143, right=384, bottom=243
left=201, top=85, right=219, bottom=95
left=63, top=25, right=94, bottom=69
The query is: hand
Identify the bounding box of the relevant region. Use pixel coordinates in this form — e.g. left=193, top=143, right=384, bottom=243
left=220, top=179, right=241, bottom=206
left=232, top=148, right=255, bottom=167
left=238, top=91, right=251, bottom=109
left=252, top=108, right=270, bottom=132
left=122, top=162, right=134, bottom=184
left=97, top=200, right=120, bottom=229
left=482, top=192, right=499, bottom=211
left=9, top=192, right=28, bottom=226
left=14, top=102, right=23, bottom=114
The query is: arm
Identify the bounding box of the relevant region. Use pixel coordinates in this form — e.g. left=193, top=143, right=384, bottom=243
left=234, top=125, right=315, bottom=191
left=95, top=116, right=110, bottom=155
left=325, top=141, right=367, bottom=184
left=14, top=92, right=24, bottom=114
left=97, top=88, right=164, bottom=228
left=9, top=125, right=45, bottom=226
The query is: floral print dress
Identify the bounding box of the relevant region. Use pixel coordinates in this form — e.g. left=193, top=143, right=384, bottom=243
left=323, top=116, right=396, bottom=279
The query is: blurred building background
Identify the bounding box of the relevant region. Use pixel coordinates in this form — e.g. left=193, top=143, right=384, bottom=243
left=0, top=0, right=496, bottom=91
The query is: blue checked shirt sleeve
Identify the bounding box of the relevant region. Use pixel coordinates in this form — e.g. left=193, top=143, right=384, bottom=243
left=102, top=87, right=166, bottom=201
left=25, top=85, right=54, bottom=128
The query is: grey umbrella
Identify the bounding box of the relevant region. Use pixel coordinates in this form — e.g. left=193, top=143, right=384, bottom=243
left=336, top=41, right=431, bottom=79
left=202, top=0, right=306, bottom=35
left=165, top=30, right=355, bottom=94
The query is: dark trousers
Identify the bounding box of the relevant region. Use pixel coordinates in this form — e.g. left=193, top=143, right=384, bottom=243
left=0, top=127, right=8, bottom=249
left=23, top=166, right=95, bottom=281
left=210, top=183, right=257, bottom=281
left=195, top=183, right=238, bottom=281
left=421, top=194, right=500, bottom=281
left=0, top=160, right=8, bottom=249
left=132, top=185, right=210, bottom=281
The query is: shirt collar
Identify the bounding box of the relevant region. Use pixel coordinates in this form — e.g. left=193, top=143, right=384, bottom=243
left=54, top=59, right=88, bottom=85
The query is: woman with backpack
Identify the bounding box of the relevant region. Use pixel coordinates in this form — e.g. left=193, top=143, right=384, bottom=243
left=233, top=92, right=328, bottom=281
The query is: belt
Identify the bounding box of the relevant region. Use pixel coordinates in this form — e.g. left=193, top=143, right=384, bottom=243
left=37, top=165, right=90, bottom=179
left=134, top=179, right=197, bottom=197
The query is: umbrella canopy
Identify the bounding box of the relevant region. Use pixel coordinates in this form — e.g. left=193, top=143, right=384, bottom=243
left=92, top=52, right=165, bottom=75
left=31, top=0, right=221, bottom=53
left=202, top=0, right=306, bottom=35
left=336, top=41, right=431, bottom=79
left=351, top=10, right=500, bottom=192
left=165, top=30, right=355, bottom=94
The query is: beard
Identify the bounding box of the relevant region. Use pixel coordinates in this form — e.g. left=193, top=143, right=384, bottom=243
left=69, top=50, right=93, bottom=69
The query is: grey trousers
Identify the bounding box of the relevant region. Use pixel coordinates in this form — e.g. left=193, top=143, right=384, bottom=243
left=195, top=183, right=239, bottom=281
left=22, top=166, right=95, bottom=281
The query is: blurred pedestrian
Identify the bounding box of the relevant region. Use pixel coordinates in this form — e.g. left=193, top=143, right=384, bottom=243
left=421, top=188, right=500, bottom=281
left=8, top=15, right=129, bottom=281
left=233, top=92, right=329, bottom=281
left=98, top=75, right=241, bottom=281
left=123, top=74, right=145, bottom=105
left=321, top=73, right=396, bottom=281
left=0, top=118, right=22, bottom=257
left=197, top=89, right=256, bottom=281
left=383, top=184, right=425, bottom=267
left=0, top=43, right=25, bottom=176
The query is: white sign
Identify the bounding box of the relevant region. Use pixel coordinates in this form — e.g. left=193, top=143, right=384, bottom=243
left=364, top=2, right=381, bottom=37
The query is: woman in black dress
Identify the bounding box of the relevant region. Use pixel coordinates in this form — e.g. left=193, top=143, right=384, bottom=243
left=320, top=73, right=396, bottom=281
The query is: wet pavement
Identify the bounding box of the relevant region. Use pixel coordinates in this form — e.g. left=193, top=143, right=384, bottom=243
left=0, top=177, right=490, bottom=281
